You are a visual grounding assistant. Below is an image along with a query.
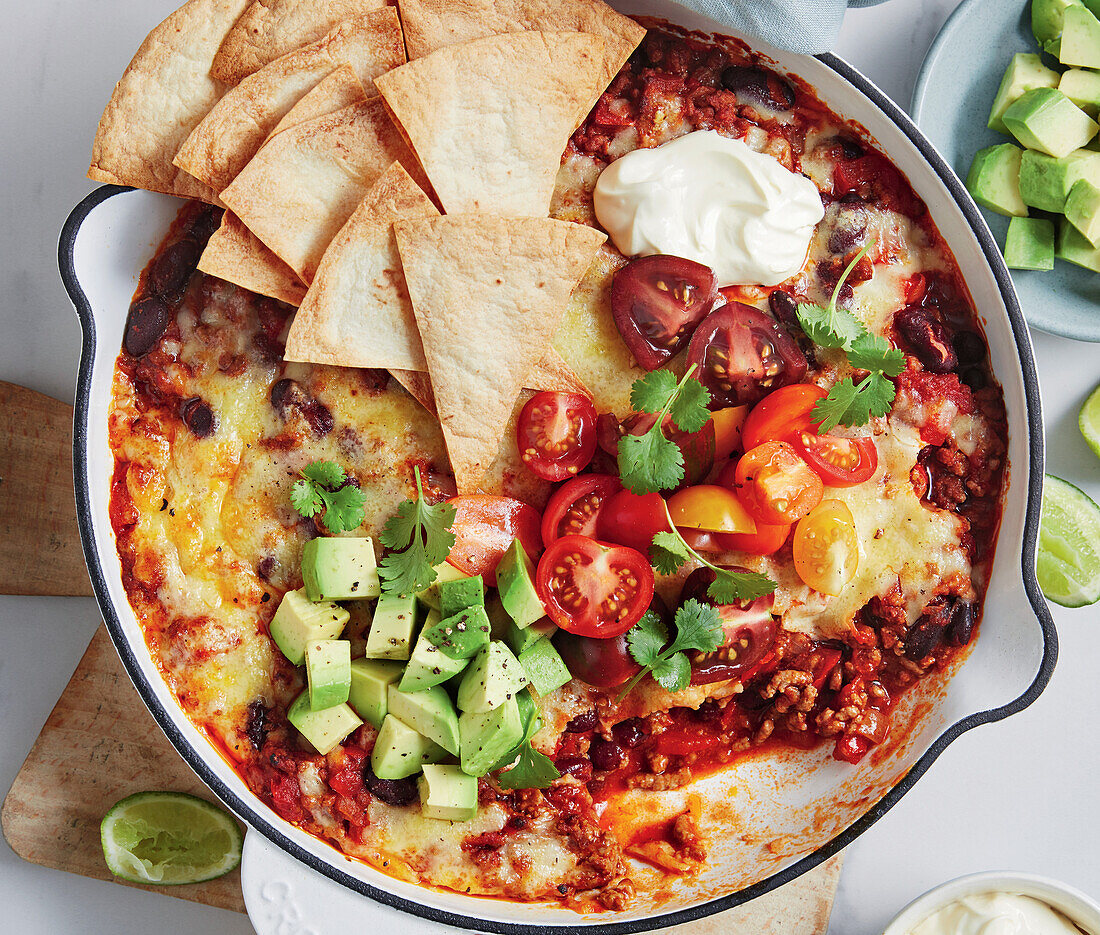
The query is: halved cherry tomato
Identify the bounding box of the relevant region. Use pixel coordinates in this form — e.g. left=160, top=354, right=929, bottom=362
left=741, top=384, right=826, bottom=451
left=610, top=255, right=718, bottom=370
left=536, top=536, right=654, bottom=638
left=792, top=499, right=859, bottom=595
left=447, top=495, right=542, bottom=585
left=553, top=596, right=667, bottom=687
left=716, top=523, right=791, bottom=555
left=667, top=485, right=757, bottom=534
left=517, top=391, right=597, bottom=482
left=597, top=489, right=671, bottom=555
left=677, top=527, right=725, bottom=553
left=733, top=441, right=823, bottom=525
left=541, top=474, right=621, bottom=547
left=790, top=431, right=878, bottom=487
left=622, top=412, right=716, bottom=490
left=710, top=405, right=750, bottom=459
left=686, top=301, right=807, bottom=409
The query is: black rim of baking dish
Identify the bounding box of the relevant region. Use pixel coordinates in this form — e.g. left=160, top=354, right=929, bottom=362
left=60, top=55, right=1057, bottom=935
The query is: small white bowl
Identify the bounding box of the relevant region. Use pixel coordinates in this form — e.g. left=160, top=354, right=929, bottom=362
left=883, top=872, right=1100, bottom=935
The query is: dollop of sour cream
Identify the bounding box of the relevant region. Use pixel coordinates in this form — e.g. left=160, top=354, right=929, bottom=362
left=908, top=893, right=1086, bottom=935
left=593, top=129, right=824, bottom=288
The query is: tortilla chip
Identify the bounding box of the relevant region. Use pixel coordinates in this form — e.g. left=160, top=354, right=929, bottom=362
left=221, top=98, right=424, bottom=283
left=375, top=31, right=605, bottom=216
left=269, top=63, right=367, bottom=137
left=88, top=0, right=250, bottom=201
left=397, top=0, right=645, bottom=88
left=393, top=216, right=606, bottom=492
left=198, top=212, right=306, bottom=305
left=211, top=0, right=389, bottom=85
left=175, top=11, right=402, bottom=194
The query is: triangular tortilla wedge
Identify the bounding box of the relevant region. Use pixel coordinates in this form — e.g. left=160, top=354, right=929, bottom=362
left=198, top=212, right=306, bottom=306
left=211, top=0, right=388, bottom=85
left=269, top=63, right=366, bottom=137
left=394, top=216, right=606, bottom=492
left=221, top=98, right=427, bottom=284
left=397, top=0, right=645, bottom=89
left=175, top=11, right=402, bottom=194
left=88, top=0, right=250, bottom=201
left=375, top=31, right=605, bottom=216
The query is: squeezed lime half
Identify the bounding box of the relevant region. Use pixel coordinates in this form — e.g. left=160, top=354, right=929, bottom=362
left=1080, top=383, right=1100, bottom=461
left=1037, top=475, right=1100, bottom=608
left=100, top=791, right=242, bottom=885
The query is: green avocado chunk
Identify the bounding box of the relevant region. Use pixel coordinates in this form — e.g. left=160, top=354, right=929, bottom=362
left=301, top=537, right=380, bottom=602
left=423, top=606, right=492, bottom=659
left=1066, top=178, right=1100, bottom=245
left=287, top=690, right=362, bottom=755
left=966, top=144, right=1028, bottom=216
left=459, top=697, right=523, bottom=776
left=456, top=641, right=529, bottom=712
left=1033, top=0, right=1085, bottom=43
left=415, top=563, right=469, bottom=612
left=364, top=591, right=418, bottom=661
left=1058, top=218, right=1100, bottom=270
left=418, top=765, right=478, bottom=822
left=347, top=658, right=403, bottom=728
left=387, top=684, right=460, bottom=755
left=503, top=616, right=557, bottom=656
left=439, top=575, right=485, bottom=619
left=495, top=538, right=546, bottom=629
left=1060, top=6, right=1100, bottom=68
left=370, top=714, right=448, bottom=780
left=1004, top=88, right=1099, bottom=158
left=518, top=638, right=572, bottom=696
left=988, top=53, right=1061, bottom=133
left=1004, top=216, right=1056, bottom=270
left=1060, top=68, right=1100, bottom=116
left=269, top=588, right=349, bottom=666
left=305, top=639, right=352, bottom=710
left=399, top=611, right=469, bottom=692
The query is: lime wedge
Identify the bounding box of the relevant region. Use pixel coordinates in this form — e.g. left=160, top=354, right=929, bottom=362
left=100, top=791, right=243, bottom=885
left=1080, top=383, right=1100, bottom=460
left=1037, top=475, right=1100, bottom=608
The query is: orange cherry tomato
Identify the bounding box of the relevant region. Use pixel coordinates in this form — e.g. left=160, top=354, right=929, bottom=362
left=741, top=384, right=826, bottom=452
left=446, top=495, right=542, bottom=585
left=667, top=485, right=757, bottom=534
left=709, top=405, right=750, bottom=460
left=716, top=523, right=792, bottom=555
left=792, top=500, right=859, bottom=595
left=733, top=441, right=824, bottom=526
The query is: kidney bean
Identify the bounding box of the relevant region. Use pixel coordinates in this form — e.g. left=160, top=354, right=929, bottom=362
left=612, top=718, right=646, bottom=749
left=895, top=306, right=958, bottom=374
left=768, top=290, right=800, bottom=332
left=180, top=397, right=215, bottom=438
left=149, top=239, right=201, bottom=300
left=589, top=736, right=623, bottom=772
left=245, top=701, right=270, bottom=749
left=720, top=65, right=795, bottom=110
left=301, top=399, right=334, bottom=438
left=961, top=367, right=987, bottom=391
left=836, top=136, right=864, bottom=160
left=904, top=616, right=945, bottom=660
left=257, top=556, right=279, bottom=582
left=124, top=296, right=171, bottom=357
left=189, top=205, right=224, bottom=244
left=555, top=755, right=594, bottom=782
left=363, top=766, right=418, bottom=806
left=270, top=378, right=303, bottom=414
left=947, top=600, right=977, bottom=646
left=269, top=378, right=333, bottom=437
left=565, top=710, right=599, bottom=733
left=953, top=331, right=987, bottom=366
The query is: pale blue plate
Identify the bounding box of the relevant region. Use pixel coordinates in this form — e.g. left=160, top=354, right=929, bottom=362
left=913, top=0, right=1100, bottom=342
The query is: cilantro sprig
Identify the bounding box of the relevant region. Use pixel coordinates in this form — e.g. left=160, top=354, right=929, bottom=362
left=649, top=505, right=776, bottom=603
left=794, top=240, right=905, bottom=431
left=290, top=460, right=366, bottom=534
left=618, top=599, right=724, bottom=697
left=496, top=742, right=560, bottom=790
left=617, top=365, right=711, bottom=495
left=377, top=466, right=456, bottom=596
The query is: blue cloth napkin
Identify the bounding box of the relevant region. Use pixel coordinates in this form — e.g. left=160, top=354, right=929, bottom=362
left=667, top=0, right=890, bottom=55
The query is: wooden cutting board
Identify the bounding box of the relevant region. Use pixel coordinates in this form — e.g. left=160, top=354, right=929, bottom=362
left=0, top=381, right=842, bottom=929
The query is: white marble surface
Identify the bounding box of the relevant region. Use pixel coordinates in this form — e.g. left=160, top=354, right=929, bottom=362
left=1, top=1, right=1098, bottom=933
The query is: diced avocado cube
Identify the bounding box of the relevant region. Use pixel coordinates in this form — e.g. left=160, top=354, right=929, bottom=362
left=1022, top=149, right=1084, bottom=211
left=988, top=53, right=1061, bottom=133
left=418, top=764, right=478, bottom=822
left=496, top=538, right=546, bottom=629
left=287, top=690, right=361, bottom=755
left=1033, top=0, right=1085, bottom=43
left=399, top=612, right=469, bottom=692
left=364, top=592, right=418, bottom=661
left=1057, top=218, right=1100, bottom=270
left=459, top=698, right=523, bottom=776
left=1066, top=178, right=1100, bottom=244
left=347, top=658, right=403, bottom=728
left=422, top=606, right=492, bottom=660
left=1004, top=216, right=1056, bottom=270
left=503, top=616, right=557, bottom=656
left=387, top=685, right=460, bottom=755
left=1003, top=88, right=1099, bottom=158
left=370, top=714, right=448, bottom=780
left=1060, top=68, right=1100, bottom=116
left=966, top=144, right=1028, bottom=216
left=1060, top=6, right=1100, bottom=68
left=439, top=575, right=485, bottom=619
left=269, top=588, right=349, bottom=666
left=488, top=690, right=543, bottom=772
left=518, top=639, right=572, bottom=696
left=484, top=591, right=511, bottom=641
left=456, top=641, right=529, bottom=713
left=305, top=639, right=352, bottom=710
left=1044, top=37, right=1063, bottom=58
left=301, top=537, right=380, bottom=601
left=416, top=562, right=469, bottom=611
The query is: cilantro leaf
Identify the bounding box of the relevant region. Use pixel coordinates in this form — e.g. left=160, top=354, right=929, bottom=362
left=649, top=530, right=693, bottom=576
left=812, top=372, right=897, bottom=432
left=496, top=742, right=560, bottom=790
left=795, top=300, right=865, bottom=350
left=619, top=599, right=724, bottom=698
left=707, top=569, right=778, bottom=603
left=668, top=377, right=711, bottom=433
left=625, top=610, right=668, bottom=666
left=847, top=331, right=905, bottom=377
left=630, top=369, right=679, bottom=414
left=618, top=430, right=683, bottom=495
left=290, top=460, right=366, bottom=533
left=665, top=598, right=725, bottom=654
left=649, top=653, right=691, bottom=693
left=377, top=467, right=456, bottom=596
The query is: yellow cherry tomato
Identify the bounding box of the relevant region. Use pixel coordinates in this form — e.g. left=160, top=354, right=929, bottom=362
left=667, top=484, right=757, bottom=534
left=792, top=499, right=859, bottom=596
left=710, top=405, right=750, bottom=460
